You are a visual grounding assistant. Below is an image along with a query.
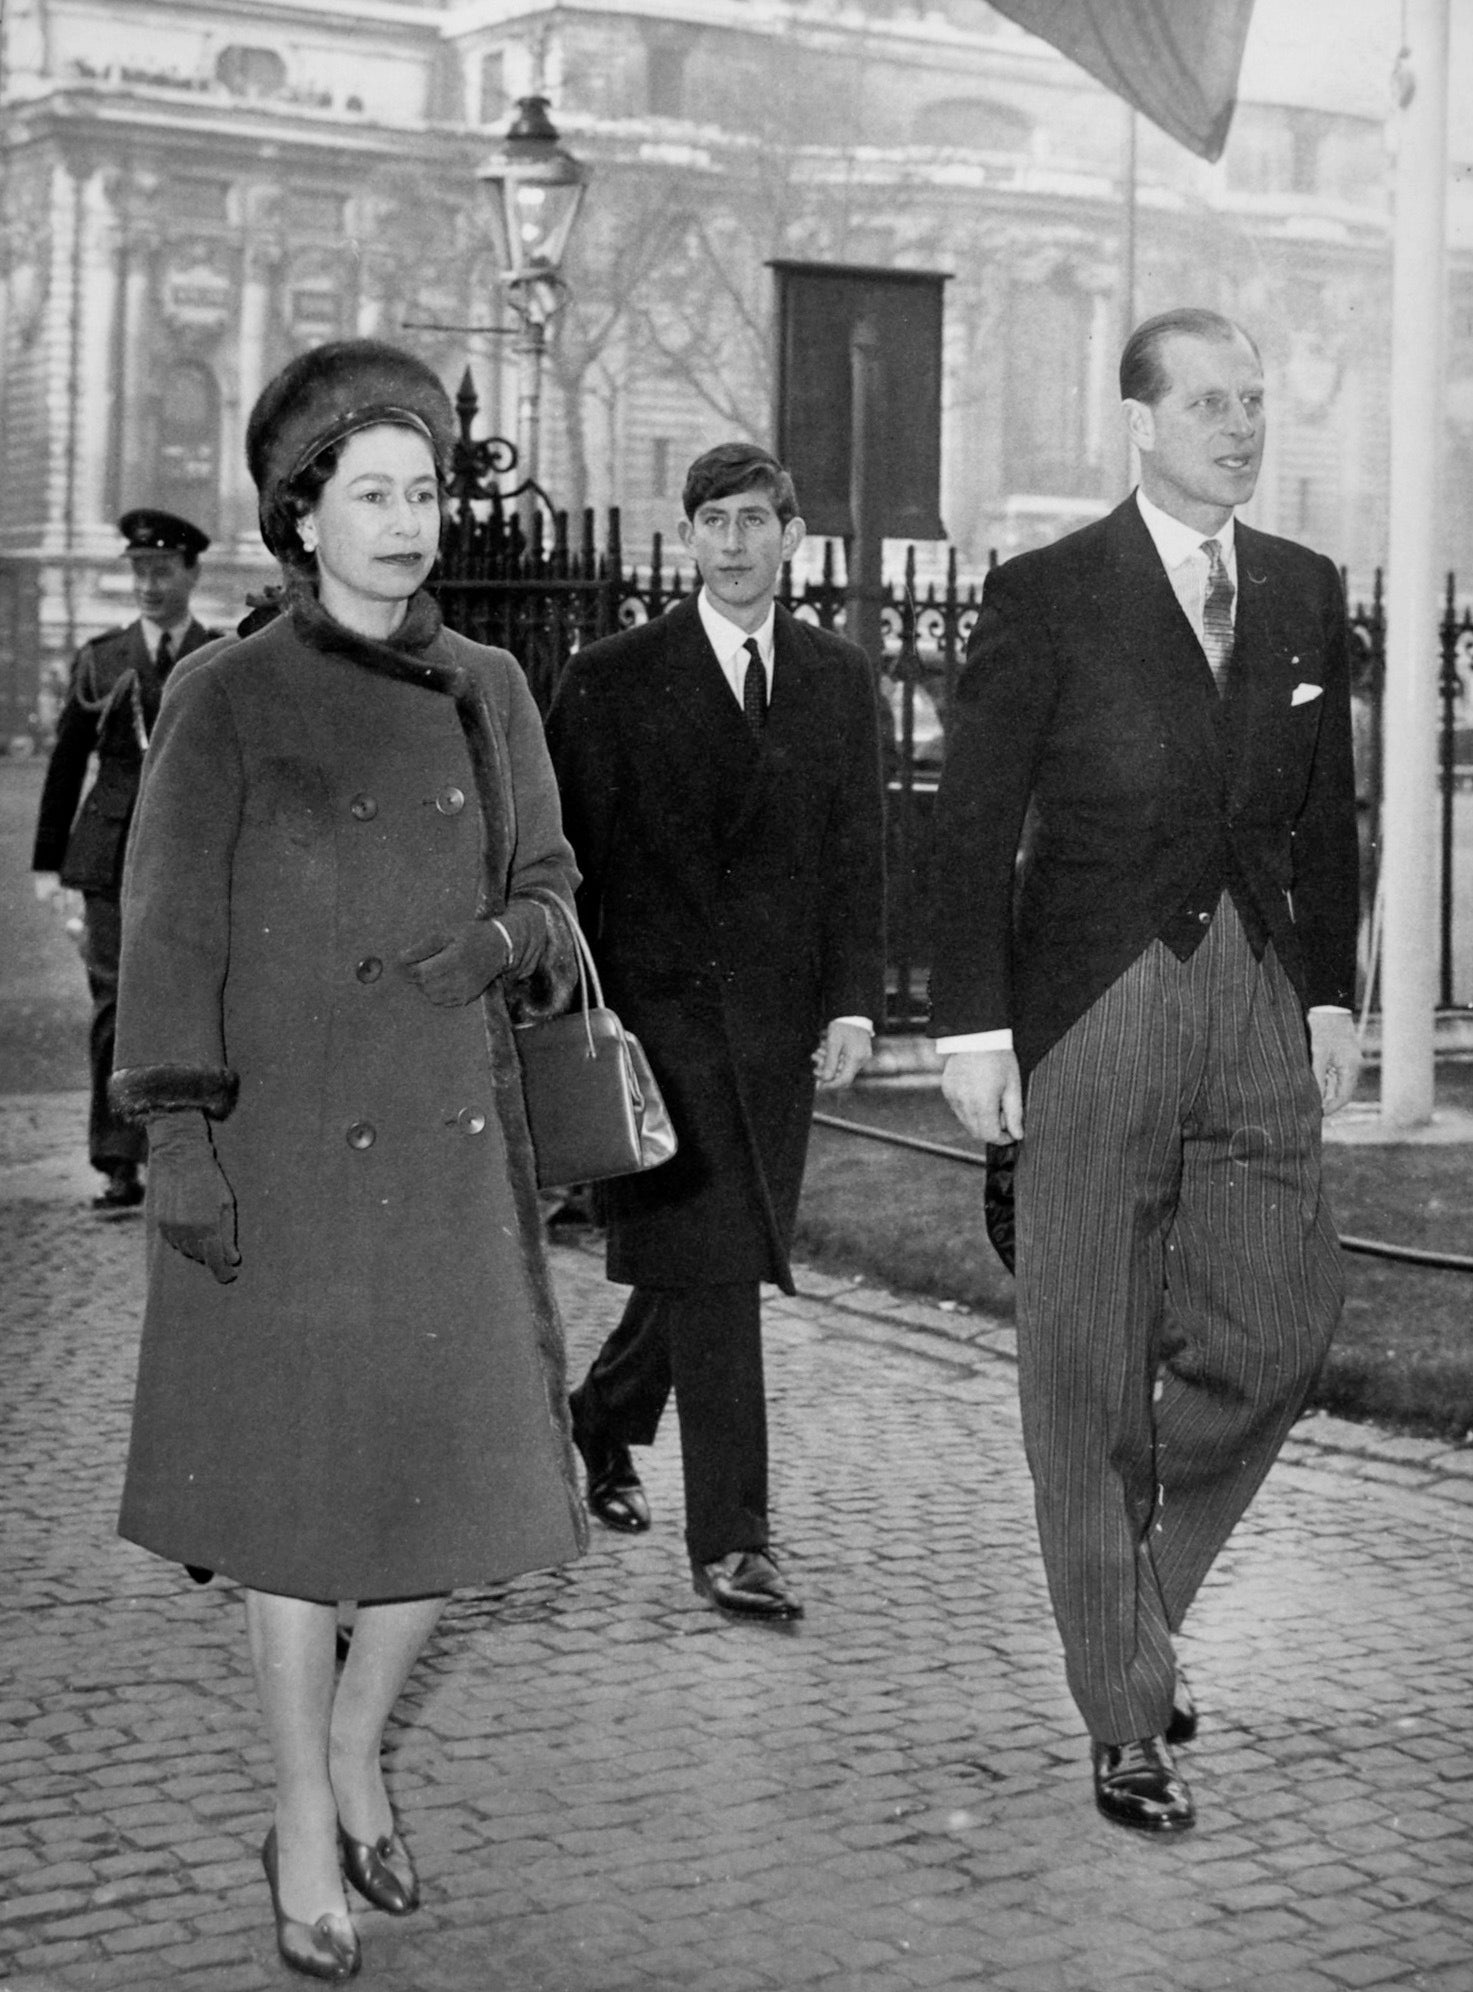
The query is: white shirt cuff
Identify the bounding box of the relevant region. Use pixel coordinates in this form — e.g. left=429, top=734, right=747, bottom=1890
left=940, top=1011, right=1355, bottom=1059
left=831, top=1016, right=874, bottom=1034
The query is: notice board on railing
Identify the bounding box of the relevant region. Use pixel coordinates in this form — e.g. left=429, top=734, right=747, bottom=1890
left=770, top=261, right=948, bottom=544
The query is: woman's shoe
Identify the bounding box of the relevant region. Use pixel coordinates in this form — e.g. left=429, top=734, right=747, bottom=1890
left=338, top=1820, right=421, bottom=1915
left=261, top=1828, right=362, bottom=1981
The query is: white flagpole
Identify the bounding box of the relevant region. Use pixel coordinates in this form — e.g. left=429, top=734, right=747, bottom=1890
left=1379, top=0, right=1450, bottom=1130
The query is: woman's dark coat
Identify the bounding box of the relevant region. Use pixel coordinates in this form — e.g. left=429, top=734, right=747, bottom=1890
left=545, top=594, right=886, bottom=1294
left=111, top=592, right=586, bottom=1600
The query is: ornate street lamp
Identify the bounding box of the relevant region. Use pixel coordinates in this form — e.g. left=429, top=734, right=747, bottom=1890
left=476, top=97, right=591, bottom=524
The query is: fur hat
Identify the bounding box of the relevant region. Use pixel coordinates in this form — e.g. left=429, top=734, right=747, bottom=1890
left=246, top=339, right=456, bottom=559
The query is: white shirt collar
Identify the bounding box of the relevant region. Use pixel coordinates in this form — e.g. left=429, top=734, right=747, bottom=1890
left=1135, top=487, right=1236, bottom=574
left=140, top=616, right=192, bottom=659
left=698, top=589, right=775, bottom=667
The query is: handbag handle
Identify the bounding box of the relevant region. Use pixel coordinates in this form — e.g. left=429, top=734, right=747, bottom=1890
left=533, top=894, right=605, bottom=1057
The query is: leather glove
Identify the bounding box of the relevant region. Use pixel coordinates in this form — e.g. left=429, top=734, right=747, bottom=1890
left=402, top=900, right=548, bottom=1008
left=146, top=1113, right=241, bottom=1284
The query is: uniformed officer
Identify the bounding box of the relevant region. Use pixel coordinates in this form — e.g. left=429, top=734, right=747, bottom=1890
left=32, top=510, right=220, bottom=1212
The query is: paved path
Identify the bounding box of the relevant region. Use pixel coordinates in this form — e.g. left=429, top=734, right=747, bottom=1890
left=2, top=1095, right=1471, bottom=1992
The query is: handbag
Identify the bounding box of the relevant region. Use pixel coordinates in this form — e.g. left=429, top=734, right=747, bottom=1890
left=513, top=905, right=678, bottom=1189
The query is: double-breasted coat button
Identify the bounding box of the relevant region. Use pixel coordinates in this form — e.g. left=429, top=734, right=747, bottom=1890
left=457, top=1107, right=487, bottom=1135
left=436, top=786, right=466, bottom=816
left=346, top=1121, right=376, bottom=1149
left=355, top=956, right=383, bottom=983
left=349, top=793, right=378, bottom=821
left=1198, top=911, right=1211, bottom=924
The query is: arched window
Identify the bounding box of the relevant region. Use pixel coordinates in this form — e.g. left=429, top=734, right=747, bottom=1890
left=480, top=50, right=506, bottom=125
left=216, top=45, right=287, bottom=97
left=155, top=362, right=220, bottom=540
left=642, top=23, right=696, bottom=117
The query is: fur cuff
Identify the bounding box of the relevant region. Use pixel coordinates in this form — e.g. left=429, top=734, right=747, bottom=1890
left=110, top=1064, right=240, bottom=1124
left=504, top=895, right=580, bottom=1024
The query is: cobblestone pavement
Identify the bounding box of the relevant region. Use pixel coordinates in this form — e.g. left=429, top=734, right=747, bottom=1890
left=2, top=1094, right=1471, bottom=1992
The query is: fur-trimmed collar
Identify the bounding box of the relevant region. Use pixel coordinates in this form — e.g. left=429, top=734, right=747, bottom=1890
left=287, top=583, right=451, bottom=688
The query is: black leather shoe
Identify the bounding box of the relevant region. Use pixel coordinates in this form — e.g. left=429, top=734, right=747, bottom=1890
left=692, top=1549, right=804, bottom=1622
left=1091, top=1735, right=1195, bottom=1835
left=92, top=1166, right=144, bottom=1214
left=1165, top=1671, right=1198, bottom=1747
left=569, top=1402, right=650, bottom=1533
left=260, top=1828, right=361, bottom=1981
left=338, top=1821, right=419, bottom=1916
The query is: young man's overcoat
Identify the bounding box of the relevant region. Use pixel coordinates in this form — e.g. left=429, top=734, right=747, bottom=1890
left=546, top=593, right=886, bottom=1293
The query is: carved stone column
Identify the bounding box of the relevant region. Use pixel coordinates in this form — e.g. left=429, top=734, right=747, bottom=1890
left=225, top=184, right=282, bottom=548
left=114, top=168, right=163, bottom=512
left=75, top=165, right=121, bottom=538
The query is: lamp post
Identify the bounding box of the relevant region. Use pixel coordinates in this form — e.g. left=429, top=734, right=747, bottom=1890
left=476, top=97, right=590, bottom=532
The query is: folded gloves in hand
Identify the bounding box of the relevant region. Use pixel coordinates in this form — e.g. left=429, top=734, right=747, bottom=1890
left=146, top=1112, right=240, bottom=1284
left=402, top=899, right=549, bottom=1008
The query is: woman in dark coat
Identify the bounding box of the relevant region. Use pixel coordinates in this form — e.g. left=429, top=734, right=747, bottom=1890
left=111, top=341, right=585, bottom=1981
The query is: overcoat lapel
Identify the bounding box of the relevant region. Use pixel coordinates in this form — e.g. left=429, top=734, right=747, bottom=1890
left=723, top=605, right=825, bottom=849
left=658, top=595, right=761, bottom=783
left=1223, top=524, right=1295, bottom=802
left=634, top=597, right=760, bottom=872
left=179, top=618, right=213, bottom=663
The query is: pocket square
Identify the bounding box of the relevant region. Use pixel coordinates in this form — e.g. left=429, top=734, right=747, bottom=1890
left=1291, top=682, right=1323, bottom=706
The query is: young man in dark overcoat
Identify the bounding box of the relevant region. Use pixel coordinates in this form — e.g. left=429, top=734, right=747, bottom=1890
left=32, top=510, right=217, bottom=1211
left=546, top=442, right=886, bottom=1621
left=931, top=310, right=1361, bottom=1833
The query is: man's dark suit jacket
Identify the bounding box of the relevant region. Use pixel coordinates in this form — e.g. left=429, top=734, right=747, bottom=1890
left=929, top=495, right=1359, bottom=1076
left=546, top=593, right=885, bottom=1293
left=33, top=618, right=217, bottom=894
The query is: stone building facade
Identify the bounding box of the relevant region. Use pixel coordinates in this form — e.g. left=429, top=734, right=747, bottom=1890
left=0, top=0, right=1467, bottom=737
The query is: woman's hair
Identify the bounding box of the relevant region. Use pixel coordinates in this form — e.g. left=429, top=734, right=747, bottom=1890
left=273, top=444, right=338, bottom=577
left=274, top=441, right=342, bottom=573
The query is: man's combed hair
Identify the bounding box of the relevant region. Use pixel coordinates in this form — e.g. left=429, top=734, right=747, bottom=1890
left=682, top=442, right=798, bottom=525
left=1119, top=309, right=1260, bottom=407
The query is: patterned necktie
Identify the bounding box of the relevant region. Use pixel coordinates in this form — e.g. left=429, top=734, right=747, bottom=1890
left=1200, top=539, right=1234, bottom=694
left=741, top=637, right=767, bottom=735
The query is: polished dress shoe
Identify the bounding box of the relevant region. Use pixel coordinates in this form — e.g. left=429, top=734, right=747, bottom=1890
left=1091, top=1735, right=1195, bottom=1835
left=692, top=1549, right=804, bottom=1621
left=569, top=1404, right=650, bottom=1533
left=260, top=1827, right=361, bottom=1981
left=92, top=1165, right=144, bottom=1214
left=338, top=1820, right=419, bottom=1915
left=1165, top=1671, right=1198, bottom=1747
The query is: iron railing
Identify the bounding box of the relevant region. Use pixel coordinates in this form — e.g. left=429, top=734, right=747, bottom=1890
left=435, top=372, right=1472, bottom=1029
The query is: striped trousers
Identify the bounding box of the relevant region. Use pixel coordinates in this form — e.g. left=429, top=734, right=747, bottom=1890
left=1015, top=897, right=1343, bottom=1744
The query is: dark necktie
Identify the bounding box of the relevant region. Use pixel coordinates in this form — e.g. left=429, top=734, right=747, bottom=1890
left=138, top=631, right=174, bottom=735
left=1200, top=540, right=1234, bottom=693
left=741, top=637, right=766, bottom=735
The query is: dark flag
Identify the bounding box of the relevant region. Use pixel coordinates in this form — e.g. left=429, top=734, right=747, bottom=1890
left=989, top=0, right=1257, bottom=161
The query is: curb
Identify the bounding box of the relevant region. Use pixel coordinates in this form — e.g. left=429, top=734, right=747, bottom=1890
left=778, top=1262, right=1473, bottom=1517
